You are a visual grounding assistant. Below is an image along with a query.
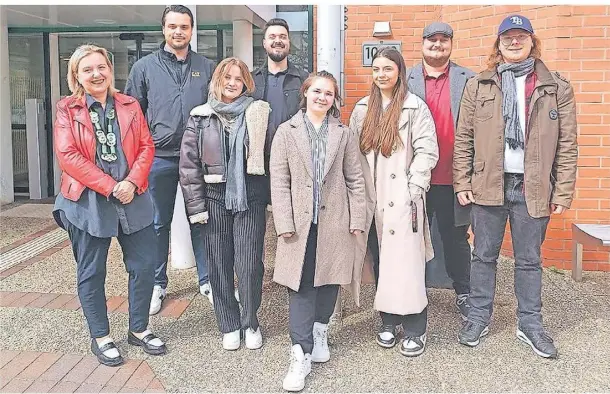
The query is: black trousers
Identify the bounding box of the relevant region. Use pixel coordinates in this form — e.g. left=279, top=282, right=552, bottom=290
left=289, top=224, right=339, bottom=354
left=63, top=219, right=156, bottom=338
left=426, top=185, right=471, bottom=295
left=368, top=219, right=427, bottom=337
left=203, top=187, right=267, bottom=334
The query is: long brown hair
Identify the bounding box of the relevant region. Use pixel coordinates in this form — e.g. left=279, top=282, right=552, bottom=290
left=299, top=70, right=341, bottom=118
left=486, top=34, right=542, bottom=70
left=359, top=47, right=408, bottom=157
left=208, top=57, right=255, bottom=101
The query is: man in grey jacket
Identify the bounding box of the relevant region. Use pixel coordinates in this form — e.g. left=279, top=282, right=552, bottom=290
left=407, top=22, right=475, bottom=320
left=125, top=5, right=215, bottom=315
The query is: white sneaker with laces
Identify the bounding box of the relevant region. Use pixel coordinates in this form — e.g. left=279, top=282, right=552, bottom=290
left=199, top=282, right=213, bottom=305
left=245, top=327, right=263, bottom=350
left=223, top=329, right=241, bottom=350
left=282, top=344, right=311, bottom=392
left=149, top=285, right=166, bottom=315
left=311, top=322, right=330, bottom=363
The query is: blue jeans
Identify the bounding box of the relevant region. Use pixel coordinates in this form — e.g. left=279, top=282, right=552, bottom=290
left=468, top=173, right=550, bottom=331
left=148, top=156, right=209, bottom=288
left=64, top=220, right=156, bottom=338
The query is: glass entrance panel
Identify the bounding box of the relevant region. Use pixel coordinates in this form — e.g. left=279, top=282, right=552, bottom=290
left=8, top=34, right=46, bottom=194
left=58, top=32, right=164, bottom=95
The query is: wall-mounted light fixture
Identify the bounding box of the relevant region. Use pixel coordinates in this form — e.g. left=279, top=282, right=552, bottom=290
left=372, top=21, right=392, bottom=37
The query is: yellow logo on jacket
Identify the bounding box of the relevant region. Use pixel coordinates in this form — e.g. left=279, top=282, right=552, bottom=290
left=192, top=71, right=200, bottom=77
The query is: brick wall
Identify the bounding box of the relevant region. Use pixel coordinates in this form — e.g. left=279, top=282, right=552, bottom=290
left=337, top=5, right=610, bottom=271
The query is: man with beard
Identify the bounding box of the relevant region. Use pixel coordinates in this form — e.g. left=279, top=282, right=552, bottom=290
left=252, top=18, right=309, bottom=198
left=454, top=15, right=577, bottom=359
left=125, top=5, right=215, bottom=315
left=406, top=22, right=475, bottom=320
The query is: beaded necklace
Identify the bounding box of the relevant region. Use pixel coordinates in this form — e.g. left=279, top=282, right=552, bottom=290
left=90, top=108, right=117, bottom=162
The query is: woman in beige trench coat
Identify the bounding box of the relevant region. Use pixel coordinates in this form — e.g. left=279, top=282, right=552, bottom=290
left=350, top=47, right=438, bottom=357
left=270, top=71, right=366, bottom=391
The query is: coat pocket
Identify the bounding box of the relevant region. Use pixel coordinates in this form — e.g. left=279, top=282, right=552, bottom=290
left=472, top=161, right=485, bottom=193
left=475, top=94, right=495, bottom=121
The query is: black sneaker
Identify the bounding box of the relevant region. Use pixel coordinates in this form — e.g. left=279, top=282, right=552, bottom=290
left=516, top=328, right=558, bottom=359
left=455, top=294, right=470, bottom=321
left=399, top=333, right=427, bottom=357
left=458, top=321, right=489, bottom=347
left=376, top=324, right=397, bottom=348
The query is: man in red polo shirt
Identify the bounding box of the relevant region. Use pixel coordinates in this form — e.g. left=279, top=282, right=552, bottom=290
left=406, top=22, right=475, bottom=320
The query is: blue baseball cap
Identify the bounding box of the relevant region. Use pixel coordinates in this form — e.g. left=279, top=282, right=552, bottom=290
left=498, top=15, right=534, bottom=36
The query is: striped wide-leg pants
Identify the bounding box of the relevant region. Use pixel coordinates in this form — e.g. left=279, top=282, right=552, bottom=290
left=203, top=190, right=266, bottom=334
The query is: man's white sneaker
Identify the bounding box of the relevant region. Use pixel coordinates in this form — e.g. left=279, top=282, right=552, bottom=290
left=149, top=285, right=166, bottom=315
left=234, top=288, right=240, bottom=303
left=282, top=344, right=311, bottom=392
left=311, top=322, right=330, bottom=363
left=222, top=329, right=241, bottom=351
left=245, top=327, right=263, bottom=350
left=199, top=282, right=213, bottom=305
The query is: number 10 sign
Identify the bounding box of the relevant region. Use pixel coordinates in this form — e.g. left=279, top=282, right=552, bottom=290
left=362, top=41, right=402, bottom=67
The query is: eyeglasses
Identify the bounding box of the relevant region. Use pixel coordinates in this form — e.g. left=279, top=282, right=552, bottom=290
left=500, top=33, right=531, bottom=46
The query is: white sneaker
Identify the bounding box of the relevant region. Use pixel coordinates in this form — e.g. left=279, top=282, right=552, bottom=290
left=199, top=282, right=213, bottom=305
left=234, top=287, right=240, bottom=303
left=245, top=327, right=263, bottom=350
left=149, top=285, right=166, bottom=315
left=311, top=322, right=330, bottom=363
left=222, top=329, right=241, bottom=351
left=282, top=344, right=311, bottom=392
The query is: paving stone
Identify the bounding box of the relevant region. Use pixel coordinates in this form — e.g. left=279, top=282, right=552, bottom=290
left=26, top=293, right=60, bottom=308
left=8, top=293, right=43, bottom=308
left=0, top=350, right=21, bottom=369
left=16, top=352, right=62, bottom=380
left=0, top=292, right=26, bottom=307
left=23, top=378, right=57, bottom=393
left=75, top=382, right=104, bottom=393
left=104, top=360, right=142, bottom=388
left=0, top=378, right=34, bottom=393
left=83, top=364, right=119, bottom=386
left=38, top=354, right=83, bottom=383
left=123, top=362, right=154, bottom=390
left=44, top=294, right=76, bottom=310
left=49, top=380, right=80, bottom=393
left=62, top=356, right=99, bottom=385
left=0, top=351, right=41, bottom=385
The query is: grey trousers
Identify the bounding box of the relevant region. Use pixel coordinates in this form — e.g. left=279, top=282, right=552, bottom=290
left=289, top=224, right=339, bottom=354
left=203, top=189, right=266, bottom=334
left=468, top=173, right=550, bottom=331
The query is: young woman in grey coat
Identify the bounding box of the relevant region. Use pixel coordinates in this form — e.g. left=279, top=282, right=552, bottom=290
left=270, top=71, right=366, bottom=392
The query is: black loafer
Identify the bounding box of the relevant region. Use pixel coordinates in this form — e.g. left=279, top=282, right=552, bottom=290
left=127, top=331, right=167, bottom=355
left=91, top=339, right=124, bottom=367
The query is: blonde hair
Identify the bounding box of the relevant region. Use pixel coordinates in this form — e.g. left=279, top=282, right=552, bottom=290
left=486, top=34, right=542, bottom=71
left=67, top=44, right=118, bottom=98
left=209, top=57, right=255, bottom=101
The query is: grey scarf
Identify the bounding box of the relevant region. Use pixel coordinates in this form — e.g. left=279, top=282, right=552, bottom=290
left=208, top=95, right=254, bottom=213
left=498, top=57, right=535, bottom=150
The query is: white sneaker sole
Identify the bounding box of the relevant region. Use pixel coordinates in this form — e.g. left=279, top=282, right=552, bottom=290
left=516, top=329, right=556, bottom=358
left=245, top=340, right=263, bottom=350
left=311, top=352, right=330, bottom=363
left=459, top=325, right=489, bottom=347
left=399, top=344, right=426, bottom=357
left=282, top=369, right=310, bottom=392
left=148, top=298, right=164, bottom=316
left=376, top=336, right=396, bottom=349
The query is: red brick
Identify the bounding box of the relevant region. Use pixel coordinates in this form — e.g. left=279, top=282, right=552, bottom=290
left=119, top=387, right=144, bottom=393
left=49, top=381, right=80, bottom=393
left=123, top=362, right=154, bottom=390
left=105, top=360, right=142, bottom=388
left=115, top=299, right=129, bottom=314
left=0, top=378, right=34, bottom=393
left=100, top=385, right=123, bottom=393
left=144, top=378, right=165, bottom=393
left=106, top=296, right=127, bottom=313
left=159, top=298, right=192, bottom=318
left=27, top=293, right=60, bottom=308
left=38, top=354, right=83, bottom=383
left=16, top=352, right=62, bottom=380
left=75, top=382, right=104, bottom=393
left=0, top=351, right=21, bottom=369
left=0, top=352, right=42, bottom=385
left=83, top=364, right=119, bottom=386
left=24, top=379, right=57, bottom=393
left=62, top=297, right=82, bottom=311
left=62, top=356, right=99, bottom=385
left=43, top=294, right=76, bottom=310
left=0, top=266, right=23, bottom=279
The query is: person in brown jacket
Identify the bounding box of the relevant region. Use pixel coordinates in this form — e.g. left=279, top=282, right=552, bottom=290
left=270, top=71, right=366, bottom=392
left=179, top=57, right=271, bottom=352
left=453, top=15, right=578, bottom=359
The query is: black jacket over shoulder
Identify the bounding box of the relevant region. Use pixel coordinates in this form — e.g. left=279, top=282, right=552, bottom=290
left=125, top=42, right=215, bottom=157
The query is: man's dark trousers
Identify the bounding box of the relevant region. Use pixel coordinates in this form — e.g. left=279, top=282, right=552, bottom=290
left=148, top=156, right=209, bottom=288
left=426, top=185, right=471, bottom=295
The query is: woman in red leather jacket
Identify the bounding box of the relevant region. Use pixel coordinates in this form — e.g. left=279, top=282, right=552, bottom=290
left=53, top=44, right=166, bottom=367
